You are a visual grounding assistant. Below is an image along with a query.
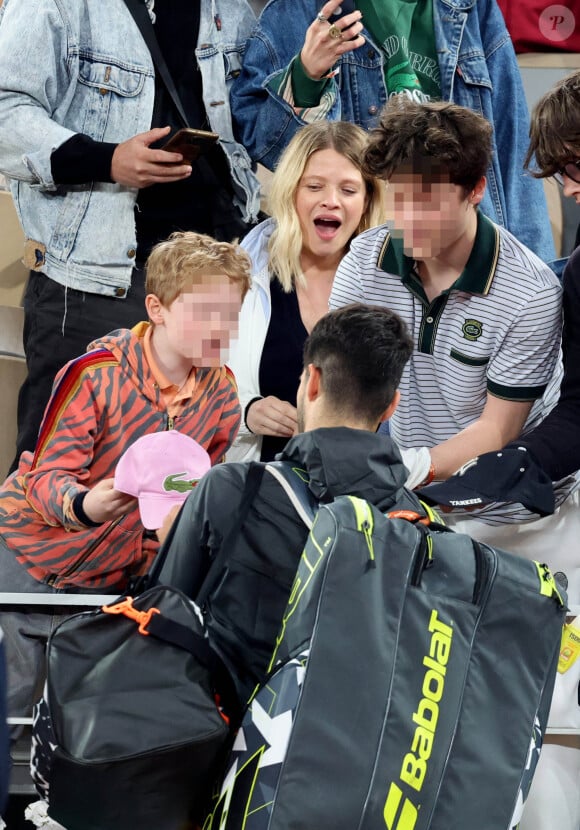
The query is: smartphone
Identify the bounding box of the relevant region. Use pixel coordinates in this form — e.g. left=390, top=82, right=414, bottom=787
left=161, top=128, right=219, bottom=163
left=329, top=0, right=359, bottom=39
left=328, top=0, right=356, bottom=24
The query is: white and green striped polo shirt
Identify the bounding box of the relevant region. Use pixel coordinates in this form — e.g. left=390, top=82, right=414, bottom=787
left=330, top=212, right=563, bottom=452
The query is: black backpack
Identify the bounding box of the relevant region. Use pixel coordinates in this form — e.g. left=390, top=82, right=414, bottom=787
left=31, top=466, right=268, bottom=830
left=31, top=585, right=232, bottom=830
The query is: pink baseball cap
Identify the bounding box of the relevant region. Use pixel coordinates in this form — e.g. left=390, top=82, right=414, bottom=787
left=114, top=431, right=211, bottom=529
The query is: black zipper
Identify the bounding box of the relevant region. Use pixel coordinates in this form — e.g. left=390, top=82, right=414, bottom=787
left=410, top=524, right=432, bottom=587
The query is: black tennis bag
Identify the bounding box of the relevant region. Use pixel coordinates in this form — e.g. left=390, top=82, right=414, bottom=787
left=206, top=494, right=567, bottom=830
left=31, top=585, right=232, bottom=830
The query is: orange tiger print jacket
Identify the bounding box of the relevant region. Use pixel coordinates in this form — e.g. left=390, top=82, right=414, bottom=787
left=0, top=325, right=241, bottom=590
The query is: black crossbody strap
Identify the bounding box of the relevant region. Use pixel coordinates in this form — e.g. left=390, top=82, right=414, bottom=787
left=196, top=463, right=266, bottom=607
left=122, top=0, right=188, bottom=127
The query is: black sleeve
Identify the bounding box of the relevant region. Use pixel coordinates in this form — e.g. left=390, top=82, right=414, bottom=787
left=71, top=492, right=103, bottom=528
left=513, top=246, right=580, bottom=480
left=51, top=134, right=117, bottom=185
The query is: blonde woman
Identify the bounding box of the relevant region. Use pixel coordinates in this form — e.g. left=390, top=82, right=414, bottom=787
left=227, top=120, right=384, bottom=462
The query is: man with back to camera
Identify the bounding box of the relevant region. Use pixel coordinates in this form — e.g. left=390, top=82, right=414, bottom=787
left=154, top=303, right=415, bottom=704
left=330, top=98, right=563, bottom=491
left=154, top=303, right=547, bottom=830
left=0, top=0, right=260, bottom=469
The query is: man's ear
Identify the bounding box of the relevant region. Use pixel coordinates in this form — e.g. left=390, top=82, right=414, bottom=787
left=470, top=176, right=486, bottom=207
left=378, top=389, right=400, bottom=424
left=305, top=363, right=322, bottom=402
left=145, top=293, right=165, bottom=325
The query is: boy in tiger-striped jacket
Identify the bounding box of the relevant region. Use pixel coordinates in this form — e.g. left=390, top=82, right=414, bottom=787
left=0, top=230, right=250, bottom=719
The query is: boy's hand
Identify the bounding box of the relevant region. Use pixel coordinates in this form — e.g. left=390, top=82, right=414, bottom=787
left=83, top=478, right=137, bottom=524
left=156, top=504, right=181, bottom=545
left=246, top=396, right=298, bottom=437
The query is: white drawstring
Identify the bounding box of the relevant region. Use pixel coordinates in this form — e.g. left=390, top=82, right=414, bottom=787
left=60, top=285, right=68, bottom=337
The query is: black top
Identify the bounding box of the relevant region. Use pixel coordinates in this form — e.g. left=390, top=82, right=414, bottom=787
left=51, top=0, right=244, bottom=263
left=258, top=279, right=307, bottom=462
left=514, top=245, right=580, bottom=480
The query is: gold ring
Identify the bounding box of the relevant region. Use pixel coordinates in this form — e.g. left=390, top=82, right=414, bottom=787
left=328, top=23, right=343, bottom=39
left=316, top=11, right=327, bottom=22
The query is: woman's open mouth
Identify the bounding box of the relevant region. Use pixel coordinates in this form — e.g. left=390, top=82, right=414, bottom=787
left=313, top=216, right=342, bottom=240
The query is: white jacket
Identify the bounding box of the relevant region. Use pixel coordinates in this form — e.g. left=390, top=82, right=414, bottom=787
left=226, top=217, right=431, bottom=482
left=226, top=218, right=276, bottom=462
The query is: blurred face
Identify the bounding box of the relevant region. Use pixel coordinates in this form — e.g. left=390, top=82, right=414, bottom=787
left=295, top=148, right=368, bottom=264
left=161, top=276, right=241, bottom=367
left=385, top=171, right=474, bottom=261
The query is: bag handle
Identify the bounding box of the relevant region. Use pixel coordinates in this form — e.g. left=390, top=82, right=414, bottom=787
left=408, top=522, right=488, bottom=605
left=146, top=612, right=215, bottom=664
left=103, top=594, right=216, bottom=663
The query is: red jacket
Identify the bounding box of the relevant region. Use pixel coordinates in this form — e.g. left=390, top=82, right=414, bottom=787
left=0, top=325, right=241, bottom=589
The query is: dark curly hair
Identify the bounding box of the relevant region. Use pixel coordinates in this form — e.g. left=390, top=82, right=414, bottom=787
left=363, top=98, right=493, bottom=192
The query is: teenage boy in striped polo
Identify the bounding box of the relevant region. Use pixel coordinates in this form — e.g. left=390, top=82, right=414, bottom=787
left=419, top=74, right=580, bottom=830
left=330, top=97, right=578, bottom=830
left=330, top=97, right=563, bottom=490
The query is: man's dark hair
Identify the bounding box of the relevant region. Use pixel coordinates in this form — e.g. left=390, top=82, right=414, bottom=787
left=363, top=98, right=493, bottom=192
left=303, top=304, right=413, bottom=426
left=525, top=70, right=580, bottom=178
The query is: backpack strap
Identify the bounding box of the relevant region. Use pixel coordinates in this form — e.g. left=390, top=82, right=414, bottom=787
left=265, top=461, right=318, bottom=529
left=196, top=462, right=266, bottom=607
left=146, top=463, right=267, bottom=599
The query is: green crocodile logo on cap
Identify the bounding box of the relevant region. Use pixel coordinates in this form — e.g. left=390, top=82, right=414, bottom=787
left=163, top=472, right=199, bottom=493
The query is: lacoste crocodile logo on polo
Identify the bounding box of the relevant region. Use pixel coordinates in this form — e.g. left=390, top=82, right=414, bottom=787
left=162, top=472, right=198, bottom=493
left=462, top=318, right=483, bottom=341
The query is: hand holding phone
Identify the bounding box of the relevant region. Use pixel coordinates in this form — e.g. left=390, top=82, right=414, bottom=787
left=328, top=0, right=360, bottom=39
left=111, top=126, right=196, bottom=188
left=161, top=128, right=219, bottom=163
left=301, top=0, right=364, bottom=80
left=328, top=0, right=356, bottom=24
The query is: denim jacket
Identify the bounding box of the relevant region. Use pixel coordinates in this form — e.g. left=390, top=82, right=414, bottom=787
left=231, top=0, right=555, bottom=263
left=0, top=0, right=260, bottom=296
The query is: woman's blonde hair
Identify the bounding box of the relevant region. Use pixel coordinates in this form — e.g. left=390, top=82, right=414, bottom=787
left=266, top=121, right=384, bottom=291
